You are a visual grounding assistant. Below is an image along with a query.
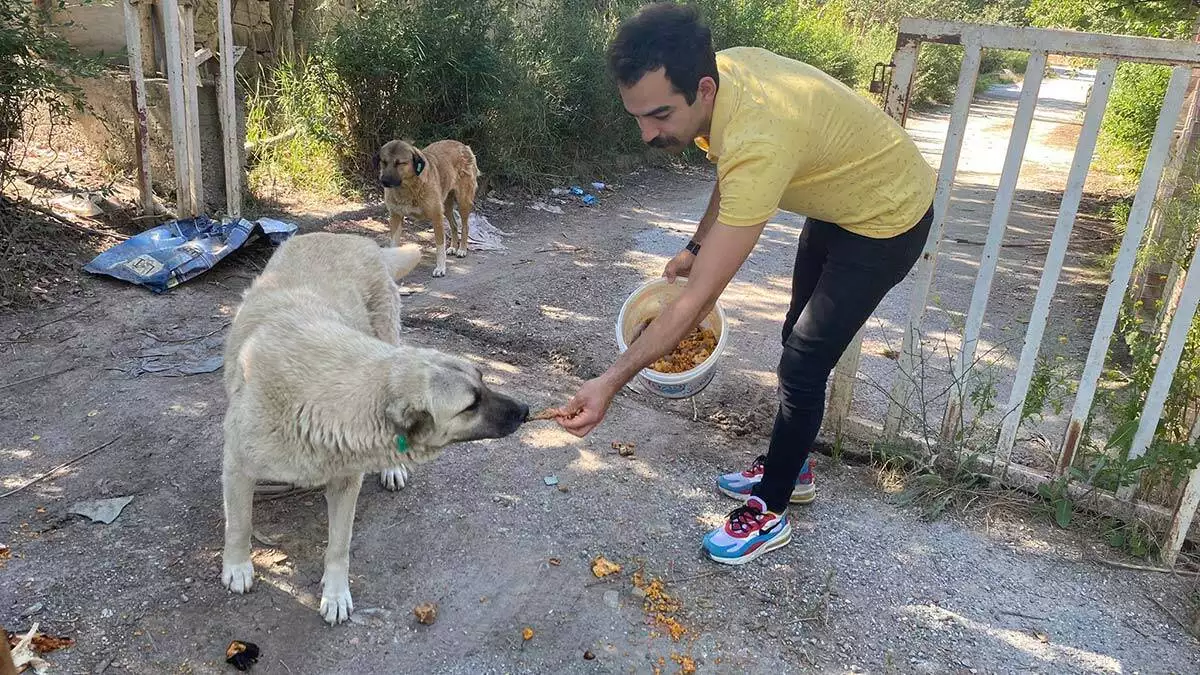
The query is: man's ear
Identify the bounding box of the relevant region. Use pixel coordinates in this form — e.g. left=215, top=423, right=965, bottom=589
left=697, top=75, right=718, bottom=104
left=412, top=150, right=426, bottom=176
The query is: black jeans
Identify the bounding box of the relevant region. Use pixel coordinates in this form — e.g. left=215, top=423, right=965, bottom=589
left=751, top=205, right=934, bottom=513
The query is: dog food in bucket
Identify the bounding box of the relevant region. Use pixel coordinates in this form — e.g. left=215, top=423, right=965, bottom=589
left=649, top=326, right=718, bottom=374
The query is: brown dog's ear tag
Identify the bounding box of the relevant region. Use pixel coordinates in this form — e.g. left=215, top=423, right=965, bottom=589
left=413, top=153, right=426, bottom=176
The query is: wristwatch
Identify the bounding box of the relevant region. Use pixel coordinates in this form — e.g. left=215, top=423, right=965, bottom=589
left=685, top=239, right=702, bottom=255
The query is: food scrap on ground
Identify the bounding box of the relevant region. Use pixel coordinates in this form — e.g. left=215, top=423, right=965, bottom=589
left=224, top=639, right=260, bottom=671
left=633, top=571, right=686, bottom=640
left=521, top=627, right=534, bottom=641
left=672, top=652, right=698, bottom=674
left=649, top=327, right=717, bottom=374
left=413, top=603, right=438, bottom=625
left=612, top=441, right=636, bottom=457
left=590, top=555, right=622, bottom=578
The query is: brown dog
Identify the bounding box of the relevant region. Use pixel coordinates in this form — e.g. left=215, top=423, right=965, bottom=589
left=374, top=139, right=479, bottom=277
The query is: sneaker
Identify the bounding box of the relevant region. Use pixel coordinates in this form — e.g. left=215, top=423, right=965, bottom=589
left=716, top=455, right=816, bottom=504
left=702, top=496, right=792, bottom=565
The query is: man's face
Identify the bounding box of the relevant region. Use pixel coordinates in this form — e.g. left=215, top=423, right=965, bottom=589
left=618, top=67, right=715, bottom=154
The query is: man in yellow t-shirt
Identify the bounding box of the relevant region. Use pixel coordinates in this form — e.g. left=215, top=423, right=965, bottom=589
left=555, top=2, right=936, bottom=565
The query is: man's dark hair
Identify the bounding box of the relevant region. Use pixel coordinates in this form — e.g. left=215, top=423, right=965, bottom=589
left=607, top=2, right=718, bottom=105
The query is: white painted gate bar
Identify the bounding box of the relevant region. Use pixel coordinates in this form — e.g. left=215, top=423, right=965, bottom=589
left=1055, top=67, right=1192, bottom=471
left=940, top=50, right=1048, bottom=443
left=120, top=0, right=154, bottom=216
left=883, top=40, right=982, bottom=441
left=898, top=19, right=1200, bottom=66
left=994, top=59, right=1119, bottom=462
left=216, top=0, right=241, bottom=218
left=1117, top=239, right=1200, bottom=500
left=180, top=1, right=204, bottom=212
left=159, top=0, right=195, bottom=217
left=1162, top=415, right=1200, bottom=564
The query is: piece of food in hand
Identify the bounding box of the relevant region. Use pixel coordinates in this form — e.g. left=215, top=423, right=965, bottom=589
left=649, top=326, right=717, bottom=374
left=526, top=407, right=583, bottom=422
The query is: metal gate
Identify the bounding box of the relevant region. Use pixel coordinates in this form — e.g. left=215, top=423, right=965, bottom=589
left=825, top=19, right=1200, bottom=564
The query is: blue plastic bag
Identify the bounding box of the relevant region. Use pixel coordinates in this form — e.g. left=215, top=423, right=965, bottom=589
left=83, top=216, right=297, bottom=293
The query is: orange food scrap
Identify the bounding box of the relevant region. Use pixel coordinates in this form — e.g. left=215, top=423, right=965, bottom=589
left=649, top=327, right=717, bottom=374
left=522, top=627, right=534, bottom=641
left=671, top=652, right=697, bottom=674
left=590, top=555, right=622, bottom=578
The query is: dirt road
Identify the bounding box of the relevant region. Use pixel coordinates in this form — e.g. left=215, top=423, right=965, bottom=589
left=1, top=74, right=1196, bottom=673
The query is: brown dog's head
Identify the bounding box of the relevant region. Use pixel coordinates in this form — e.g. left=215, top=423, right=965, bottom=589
left=373, top=139, right=426, bottom=188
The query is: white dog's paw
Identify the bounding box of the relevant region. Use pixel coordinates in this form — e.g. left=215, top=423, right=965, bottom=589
left=453, top=247, right=468, bottom=258
left=379, top=465, right=410, bottom=491
left=432, top=265, right=447, bottom=278
left=222, top=560, right=255, bottom=594
left=319, top=586, right=354, bottom=626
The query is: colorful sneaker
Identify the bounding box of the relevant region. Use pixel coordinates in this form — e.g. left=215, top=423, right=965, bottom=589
left=716, top=455, right=816, bottom=504
left=702, top=496, right=792, bottom=565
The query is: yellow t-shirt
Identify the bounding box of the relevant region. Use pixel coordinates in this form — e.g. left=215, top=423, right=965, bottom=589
left=695, top=47, right=935, bottom=238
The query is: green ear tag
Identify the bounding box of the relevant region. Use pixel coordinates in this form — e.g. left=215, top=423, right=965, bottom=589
left=395, top=435, right=409, bottom=454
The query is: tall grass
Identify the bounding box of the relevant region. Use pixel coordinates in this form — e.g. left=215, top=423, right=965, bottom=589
left=242, top=0, right=1045, bottom=195
left=244, top=58, right=347, bottom=198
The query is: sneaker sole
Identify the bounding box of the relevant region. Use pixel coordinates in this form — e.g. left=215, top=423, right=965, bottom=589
left=707, top=522, right=793, bottom=566
left=718, top=485, right=816, bottom=504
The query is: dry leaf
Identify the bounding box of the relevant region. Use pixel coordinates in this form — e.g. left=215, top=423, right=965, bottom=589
left=522, top=627, right=534, bottom=641
left=6, top=628, right=74, bottom=655
left=591, top=555, right=622, bottom=578
left=413, top=602, right=438, bottom=625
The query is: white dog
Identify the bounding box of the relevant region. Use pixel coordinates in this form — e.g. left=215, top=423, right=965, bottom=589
left=219, top=232, right=528, bottom=625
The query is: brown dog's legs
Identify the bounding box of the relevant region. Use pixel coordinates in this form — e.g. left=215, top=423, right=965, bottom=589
left=444, top=194, right=464, bottom=257
left=388, top=211, right=405, bottom=247
left=455, top=186, right=473, bottom=258
left=431, top=210, right=447, bottom=277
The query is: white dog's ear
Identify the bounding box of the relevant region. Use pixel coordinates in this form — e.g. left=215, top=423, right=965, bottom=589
left=386, top=398, right=434, bottom=446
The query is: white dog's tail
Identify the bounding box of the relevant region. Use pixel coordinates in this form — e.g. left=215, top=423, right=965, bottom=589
left=382, top=244, right=423, bottom=280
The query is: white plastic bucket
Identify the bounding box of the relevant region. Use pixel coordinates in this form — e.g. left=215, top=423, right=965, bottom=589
left=614, top=277, right=729, bottom=399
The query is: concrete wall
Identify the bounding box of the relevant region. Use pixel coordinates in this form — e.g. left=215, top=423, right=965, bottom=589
left=55, top=0, right=276, bottom=73
left=72, top=67, right=248, bottom=215
left=54, top=1, right=257, bottom=215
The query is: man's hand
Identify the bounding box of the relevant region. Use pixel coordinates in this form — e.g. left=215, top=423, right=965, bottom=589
left=556, top=377, right=618, bottom=437
left=663, top=249, right=695, bottom=282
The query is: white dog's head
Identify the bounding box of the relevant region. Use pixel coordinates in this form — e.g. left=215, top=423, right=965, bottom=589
left=385, top=348, right=528, bottom=460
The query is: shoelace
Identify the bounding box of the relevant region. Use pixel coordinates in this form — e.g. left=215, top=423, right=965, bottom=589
left=727, top=504, right=767, bottom=535
left=746, top=454, right=767, bottom=474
